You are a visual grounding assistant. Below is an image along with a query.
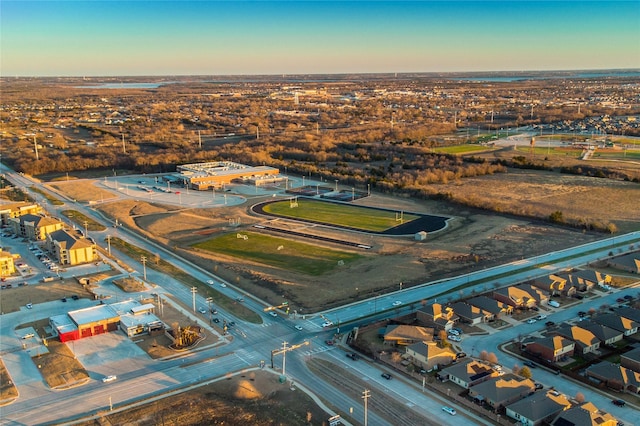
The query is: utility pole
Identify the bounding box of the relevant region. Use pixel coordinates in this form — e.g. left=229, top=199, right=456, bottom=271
left=141, top=255, right=147, bottom=280
left=206, top=297, right=213, bottom=324
left=83, top=221, right=88, bottom=237
left=33, top=135, right=39, bottom=160
left=191, top=286, right=197, bottom=312
left=198, top=130, right=202, bottom=149
left=282, top=341, right=288, bottom=376
left=362, top=389, right=371, bottom=426
left=121, top=132, right=126, bottom=154
left=106, top=235, right=111, bottom=256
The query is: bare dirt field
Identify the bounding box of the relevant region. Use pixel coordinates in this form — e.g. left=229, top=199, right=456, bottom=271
left=1, top=278, right=96, bottom=314
left=77, top=370, right=331, bottom=426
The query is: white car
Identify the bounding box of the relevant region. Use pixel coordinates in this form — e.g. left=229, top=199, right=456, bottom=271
left=392, top=301, right=402, bottom=306
left=26, top=303, right=33, bottom=309
left=448, top=335, right=461, bottom=342
left=220, top=283, right=227, bottom=288
left=536, top=314, right=547, bottom=320
left=322, top=321, right=334, bottom=327
left=102, top=375, right=117, bottom=383
left=207, top=279, right=214, bottom=285
left=526, top=318, right=537, bottom=324
left=198, top=307, right=207, bottom=314
left=294, top=325, right=303, bottom=331
left=442, top=406, right=456, bottom=416
left=269, top=311, right=278, bottom=317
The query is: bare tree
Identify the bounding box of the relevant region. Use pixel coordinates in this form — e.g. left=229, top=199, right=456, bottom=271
left=574, top=392, right=586, bottom=403
left=487, top=352, right=499, bottom=364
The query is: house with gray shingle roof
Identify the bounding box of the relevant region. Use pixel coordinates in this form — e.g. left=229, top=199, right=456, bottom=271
left=449, top=301, right=489, bottom=325
left=514, top=284, right=549, bottom=306
left=383, top=325, right=434, bottom=346
left=552, top=325, right=600, bottom=355
left=416, top=303, right=457, bottom=332
left=493, top=286, right=538, bottom=309
left=585, top=361, right=640, bottom=394
left=506, top=390, right=572, bottom=426
left=524, top=336, right=574, bottom=362
left=621, top=347, right=640, bottom=373
left=592, top=312, right=639, bottom=337
left=468, top=374, right=535, bottom=411
left=467, top=296, right=513, bottom=319
left=405, top=341, right=456, bottom=370
left=550, top=401, right=617, bottom=426
left=437, top=359, right=500, bottom=389
left=607, top=252, right=640, bottom=274
left=579, top=321, right=624, bottom=346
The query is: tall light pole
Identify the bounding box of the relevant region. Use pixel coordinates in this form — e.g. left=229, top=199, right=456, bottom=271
left=362, top=389, right=370, bottom=426
left=141, top=255, right=147, bottom=280
left=83, top=221, right=88, bottom=238
left=206, top=297, right=213, bottom=324
left=282, top=341, right=288, bottom=376
left=106, top=235, right=111, bottom=256
left=334, top=180, right=338, bottom=192
left=191, top=287, right=197, bottom=312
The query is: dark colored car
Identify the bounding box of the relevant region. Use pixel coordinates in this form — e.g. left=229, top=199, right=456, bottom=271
left=578, top=311, right=586, bottom=317
left=72, top=295, right=79, bottom=300
left=624, top=295, right=633, bottom=300
left=381, top=373, right=391, bottom=380
left=612, top=399, right=625, bottom=406
left=545, top=321, right=555, bottom=327
left=325, top=340, right=334, bottom=346
left=212, top=318, right=220, bottom=323
left=347, top=352, right=359, bottom=360
left=61, top=297, right=67, bottom=302
left=456, top=352, right=467, bottom=359
left=523, top=361, right=537, bottom=368
left=534, top=383, right=544, bottom=390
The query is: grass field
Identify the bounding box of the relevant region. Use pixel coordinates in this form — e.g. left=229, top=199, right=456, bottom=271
left=193, top=232, right=363, bottom=276
left=432, top=144, right=497, bottom=154
left=261, top=199, right=420, bottom=232
left=61, top=210, right=107, bottom=232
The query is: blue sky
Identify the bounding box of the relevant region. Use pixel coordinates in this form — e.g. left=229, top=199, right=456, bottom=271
left=1, top=1, right=639, bottom=76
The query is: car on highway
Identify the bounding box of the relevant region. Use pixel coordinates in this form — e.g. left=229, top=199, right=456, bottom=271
left=72, top=295, right=79, bottom=300
left=526, top=318, right=537, bottom=324
left=198, top=307, right=207, bottom=314
left=269, top=311, right=278, bottom=317
left=578, top=311, right=587, bottom=317
left=26, top=303, right=33, bottom=309
left=536, top=314, right=547, bottom=320
left=219, top=283, right=227, bottom=288
left=392, top=301, right=402, bottom=306
left=545, top=321, right=555, bottom=327
left=102, top=375, right=117, bottom=383
left=624, top=295, right=633, bottom=301
left=212, top=318, right=220, bottom=323
left=210, top=308, right=218, bottom=315
left=61, top=297, right=67, bottom=302
left=381, top=373, right=391, bottom=380
left=207, top=279, right=214, bottom=285
left=325, top=340, right=334, bottom=346
left=612, top=399, right=626, bottom=407
left=442, top=406, right=456, bottom=415
left=294, top=325, right=303, bottom=331
left=523, top=361, right=537, bottom=368
left=322, top=321, right=333, bottom=327
left=346, top=352, right=359, bottom=360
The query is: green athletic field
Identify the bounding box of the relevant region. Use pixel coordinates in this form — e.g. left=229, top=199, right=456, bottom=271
left=193, top=232, right=363, bottom=276
left=261, top=199, right=419, bottom=232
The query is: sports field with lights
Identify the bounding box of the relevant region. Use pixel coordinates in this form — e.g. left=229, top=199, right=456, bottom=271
left=258, top=198, right=421, bottom=232
left=192, top=232, right=363, bottom=276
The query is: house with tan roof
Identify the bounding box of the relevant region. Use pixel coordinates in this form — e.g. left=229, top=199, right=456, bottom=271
left=468, top=374, right=535, bottom=412
left=45, top=229, right=97, bottom=266
left=524, top=336, right=575, bottom=362
left=531, top=274, right=571, bottom=296
left=405, top=341, right=456, bottom=370
left=550, top=401, right=617, bottom=426
left=437, top=359, right=500, bottom=389
left=492, top=286, right=538, bottom=309
left=552, top=325, right=600, bottom=355
left=505, top=390, right=572, bottom=426
left=383, top=325, right=434, bottom=346
left=585, top=361, right=640, bottom=394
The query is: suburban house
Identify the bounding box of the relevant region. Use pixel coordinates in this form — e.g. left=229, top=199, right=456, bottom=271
left=383, top=325, right=434, bottom=346
left=612, top=306, right=640, bottom=324
left=0, top=202, right=42, bottom=225
left=449, top=301, right=490, bottom=325
left=437, top=359, right=500, bottom=389
left=45, top=229, right=97, bottom=266
left=505, top=390, right=572, bottom=426
left=592, top=312, right=639, bottom=337
left=550, top=402, right=617, bottom=426
left=416, top=303, right=457, bottom=331
left=514, top=284, right=549, bottom=306
left=559, top=269, right=611, bottom=289
left=620, top=347, right=640, bottom=372
left=552, top=325, right=600, bottom=355
left=468, top=374, right=535, bottom=412
left=607, top=252, right=640, bottom=274
left=492, top=286, right=538, bottom=309
left=404, top=341, right=456, bottom=370
left=524, top=336, right=575, bottom=362
left=0, top=250, right=16, bottom=277
left=7, top=213, right=64, bottom=241
left=467, top=296, right=513, bottom=320
left=531, top=274, right=571, bottom=296
left=585, top=361, right=640, bottom=394
left=579, top=321, right=624, bottom=346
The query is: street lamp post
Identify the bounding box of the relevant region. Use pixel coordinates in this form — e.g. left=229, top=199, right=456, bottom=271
left=206, top=297, right=213, bottom=324
left=334, top=180, right=338, bottom=192
left=141, top=255, right=147, bottom=280
left=191, top=287, right=197, bottom=312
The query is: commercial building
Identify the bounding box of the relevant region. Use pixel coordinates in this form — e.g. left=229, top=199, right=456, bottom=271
left=177, top=161, right=282, bottom=190
left=0, top=202, right=42, bottom=225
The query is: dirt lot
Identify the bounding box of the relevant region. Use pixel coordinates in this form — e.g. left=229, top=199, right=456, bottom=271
left=77, top=370, right=332, bottom=426
left=1, top=277, right=98, bottom=314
